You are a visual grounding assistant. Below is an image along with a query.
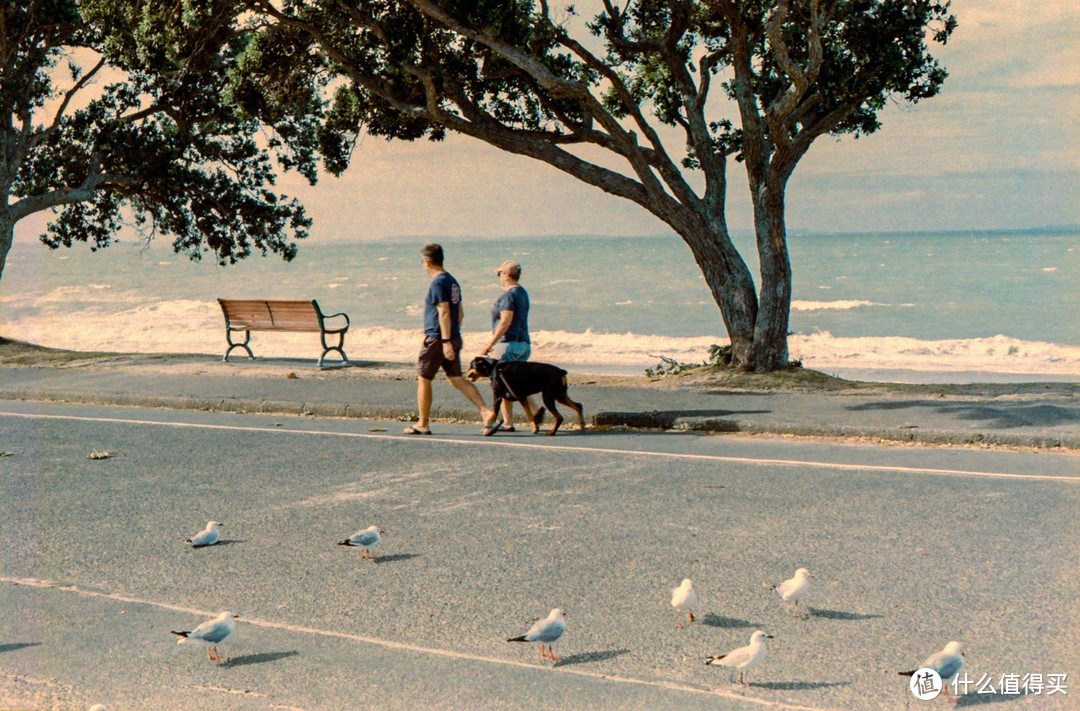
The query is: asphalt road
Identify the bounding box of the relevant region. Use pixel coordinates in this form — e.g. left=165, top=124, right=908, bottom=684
left=1, top=401, right=1077, bottom=710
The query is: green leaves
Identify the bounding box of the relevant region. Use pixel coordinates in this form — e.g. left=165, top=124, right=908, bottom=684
left=1, top=0, right=318, bottom=277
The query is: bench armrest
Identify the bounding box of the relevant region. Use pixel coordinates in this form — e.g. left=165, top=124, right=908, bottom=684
left=321, top=311, right=350, bottom=331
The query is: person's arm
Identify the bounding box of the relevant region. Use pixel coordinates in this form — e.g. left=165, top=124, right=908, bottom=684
left=482, top=310, right=514, bottom=355
left=437, top=301, right=455, bottom=360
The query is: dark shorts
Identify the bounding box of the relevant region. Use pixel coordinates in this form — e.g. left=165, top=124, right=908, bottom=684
left=417, top=335, right=463, bottom=380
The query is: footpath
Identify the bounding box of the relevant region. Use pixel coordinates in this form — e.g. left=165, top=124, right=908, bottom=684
left=2, top=352, right=1080, bottom=450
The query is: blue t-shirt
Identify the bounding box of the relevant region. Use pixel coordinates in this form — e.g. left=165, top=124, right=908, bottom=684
left=424, top=272, right=462, bottom=339
left=491, top=285, right=530, bottom=343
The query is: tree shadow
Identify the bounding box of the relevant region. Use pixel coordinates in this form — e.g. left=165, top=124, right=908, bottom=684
left=845, top=400, right=1080, bottom=429
left=0, top=642, right=40, bottom=654
left=372, top=553, right=421, bottom=564
left=807, top=607, right=884, bottom=621
left=701, top=613, right=757, bottom=629
left=956, top=691, right=1032, bottom=706
left=221, top=650, right=299, bottom=668
left=749, top=680, right=852, bottom=691
left=553, top=649, right=630, bottom=668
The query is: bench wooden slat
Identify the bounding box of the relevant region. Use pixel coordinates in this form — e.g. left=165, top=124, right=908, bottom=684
left=217, top=298, right=350, bottom=366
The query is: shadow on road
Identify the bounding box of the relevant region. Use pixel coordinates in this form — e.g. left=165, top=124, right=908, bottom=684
left=0, top=642, right=40, bottom=654
left=553, top=649, right=630, bottom=668
left=373, top=553, right=421, bottom=564
left=808, top=607, right=884, bottom=621
left=701, top=613, right=757, bottom=629
left=749, top=680, right=852, bottom=691
left=845, top=400, right=1080, bottom=430
left=222, top=650, right=299, bottom=668
left=956, top=690, right=1032, bottom=706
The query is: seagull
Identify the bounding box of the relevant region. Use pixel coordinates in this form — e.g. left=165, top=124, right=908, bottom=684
left=771, top=567, right=811, bottom=616
left=171, top=610, right=238, bottom=662
left=185, top=521, right=223, bottom=547
left=899, top=641, right=965, bottom=703
left=671, top=578, right=698, bottom=628
left=507, top=608, right=567, bottom=661
left=337, top=525, right=383, bottom=559
left=705, top=630, right=773, bottom=685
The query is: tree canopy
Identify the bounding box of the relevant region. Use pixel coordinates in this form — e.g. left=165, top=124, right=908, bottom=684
left=224, top=0, right=953, bottom=370
left=0, top=0, right=319, bottom=282
left=3, top=0, right=955, bottom=371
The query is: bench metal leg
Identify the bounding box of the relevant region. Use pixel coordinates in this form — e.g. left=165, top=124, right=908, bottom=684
left=223, top=329, right=255, bottom=362
left=319, top=331, right=348, bottom=368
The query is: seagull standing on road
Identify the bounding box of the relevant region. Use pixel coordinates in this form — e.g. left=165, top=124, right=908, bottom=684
left=899, top=641, right=965, bottom=702
left=185, top=521, right=222, bottom=547
left=671, top=578, right=698, bottom=628
left=338, top=525, right=382, bottom=559
left=772, top=567, right=811, bottom=616
left=507, top=608, right=566, bottom=661
left=171, top=611, right=238, bottom=662
left=705, top=630, right=773, bottom=685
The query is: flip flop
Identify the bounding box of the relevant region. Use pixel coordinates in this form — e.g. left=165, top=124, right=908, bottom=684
left=499, top=425, right=517, bottom=432
left=403, top=426, right=432, bottom=435
left=482, top=417, right=504, bottom=436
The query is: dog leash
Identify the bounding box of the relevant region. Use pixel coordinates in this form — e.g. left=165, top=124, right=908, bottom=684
left=493, top=364, right=523, bottom=402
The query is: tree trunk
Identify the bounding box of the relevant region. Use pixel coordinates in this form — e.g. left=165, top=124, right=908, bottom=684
left=0, top=211, right=14, bottom=287
left=750, top=185, right=792, bottom=371
left=676, top=223, right=759, bottom=368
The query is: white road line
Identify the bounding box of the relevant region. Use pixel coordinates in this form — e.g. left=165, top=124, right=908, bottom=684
left=2, top=576, right=824, bottom=711
left=3, top=410, right=1077, bottom=483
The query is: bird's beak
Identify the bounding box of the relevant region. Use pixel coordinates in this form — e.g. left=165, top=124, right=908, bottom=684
left=766, top=634, right=775, bottom=639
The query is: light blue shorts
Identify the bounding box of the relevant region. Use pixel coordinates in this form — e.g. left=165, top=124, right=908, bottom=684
left=493, top=341, right=531, bottom=362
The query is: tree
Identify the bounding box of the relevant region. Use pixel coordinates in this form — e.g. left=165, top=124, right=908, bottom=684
left=0, top=0, right=317, bottom=285
left=198, top=0, right=958, bottom=370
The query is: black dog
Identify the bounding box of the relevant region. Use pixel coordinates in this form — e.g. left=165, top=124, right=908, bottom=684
left=465, top=356, right=584, bottom=436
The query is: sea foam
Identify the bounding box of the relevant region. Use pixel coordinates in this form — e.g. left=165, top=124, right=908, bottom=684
left=4, top=303, right=1080, bottom=381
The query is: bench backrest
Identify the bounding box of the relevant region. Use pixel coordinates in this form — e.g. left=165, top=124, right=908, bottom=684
left=218, top=299, right=322, bottom=332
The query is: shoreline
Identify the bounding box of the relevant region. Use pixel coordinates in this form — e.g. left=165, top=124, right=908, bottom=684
left=4, top=337, right=1079, bottom=399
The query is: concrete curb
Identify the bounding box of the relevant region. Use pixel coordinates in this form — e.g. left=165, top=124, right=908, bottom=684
left=593, top=411, right=1080, bottom=450
left=5, top=389, right=1078, bottom=450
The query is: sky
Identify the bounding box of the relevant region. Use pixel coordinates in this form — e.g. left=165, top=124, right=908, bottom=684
left=13, top=0, right=1080, bottom=244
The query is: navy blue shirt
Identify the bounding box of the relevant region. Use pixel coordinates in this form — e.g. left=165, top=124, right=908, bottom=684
left=424, top=272, right=462, bottom=339
left=491, top=285, right=530, bottom=343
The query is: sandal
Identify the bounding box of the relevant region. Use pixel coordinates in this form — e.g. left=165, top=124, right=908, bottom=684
left=482, top=416, right=504, bottom=436
left=403, top=426, right=432, bottom=435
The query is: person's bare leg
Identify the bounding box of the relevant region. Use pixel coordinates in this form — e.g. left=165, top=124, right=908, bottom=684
left=415, top=377, right=434, bottom=432
left=448, top=375, right=498, bottom=426
left=501, top=399, right=514, bottom=428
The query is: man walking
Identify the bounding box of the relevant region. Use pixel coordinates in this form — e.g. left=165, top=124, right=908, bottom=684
left=404, top=244, right=500, bottom=435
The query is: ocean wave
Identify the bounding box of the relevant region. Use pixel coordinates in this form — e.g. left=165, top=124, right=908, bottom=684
left=3, top=304, right=1080, bottom=379
left=791, top=299, right=886, bottom=311
left=789, top=332, right=1080, bottom=377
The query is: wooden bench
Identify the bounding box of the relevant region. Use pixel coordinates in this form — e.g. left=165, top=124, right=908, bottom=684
left=217, top=298, right=350, bottom=367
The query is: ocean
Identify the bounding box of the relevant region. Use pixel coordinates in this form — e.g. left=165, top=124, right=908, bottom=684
left=1, top=229, right=1078, bottom=383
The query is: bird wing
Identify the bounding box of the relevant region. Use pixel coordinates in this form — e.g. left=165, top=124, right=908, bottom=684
left=351, top=531, right=378, bottom=546
left=716, top=644, right=751, bottom=667
left=190, top=529, right=218, bottom=546
left=525, top=618, right=565, bottom=643
left=190, top=618, right=233, bottom=644
left=925, top=651, right=964, bottom=681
